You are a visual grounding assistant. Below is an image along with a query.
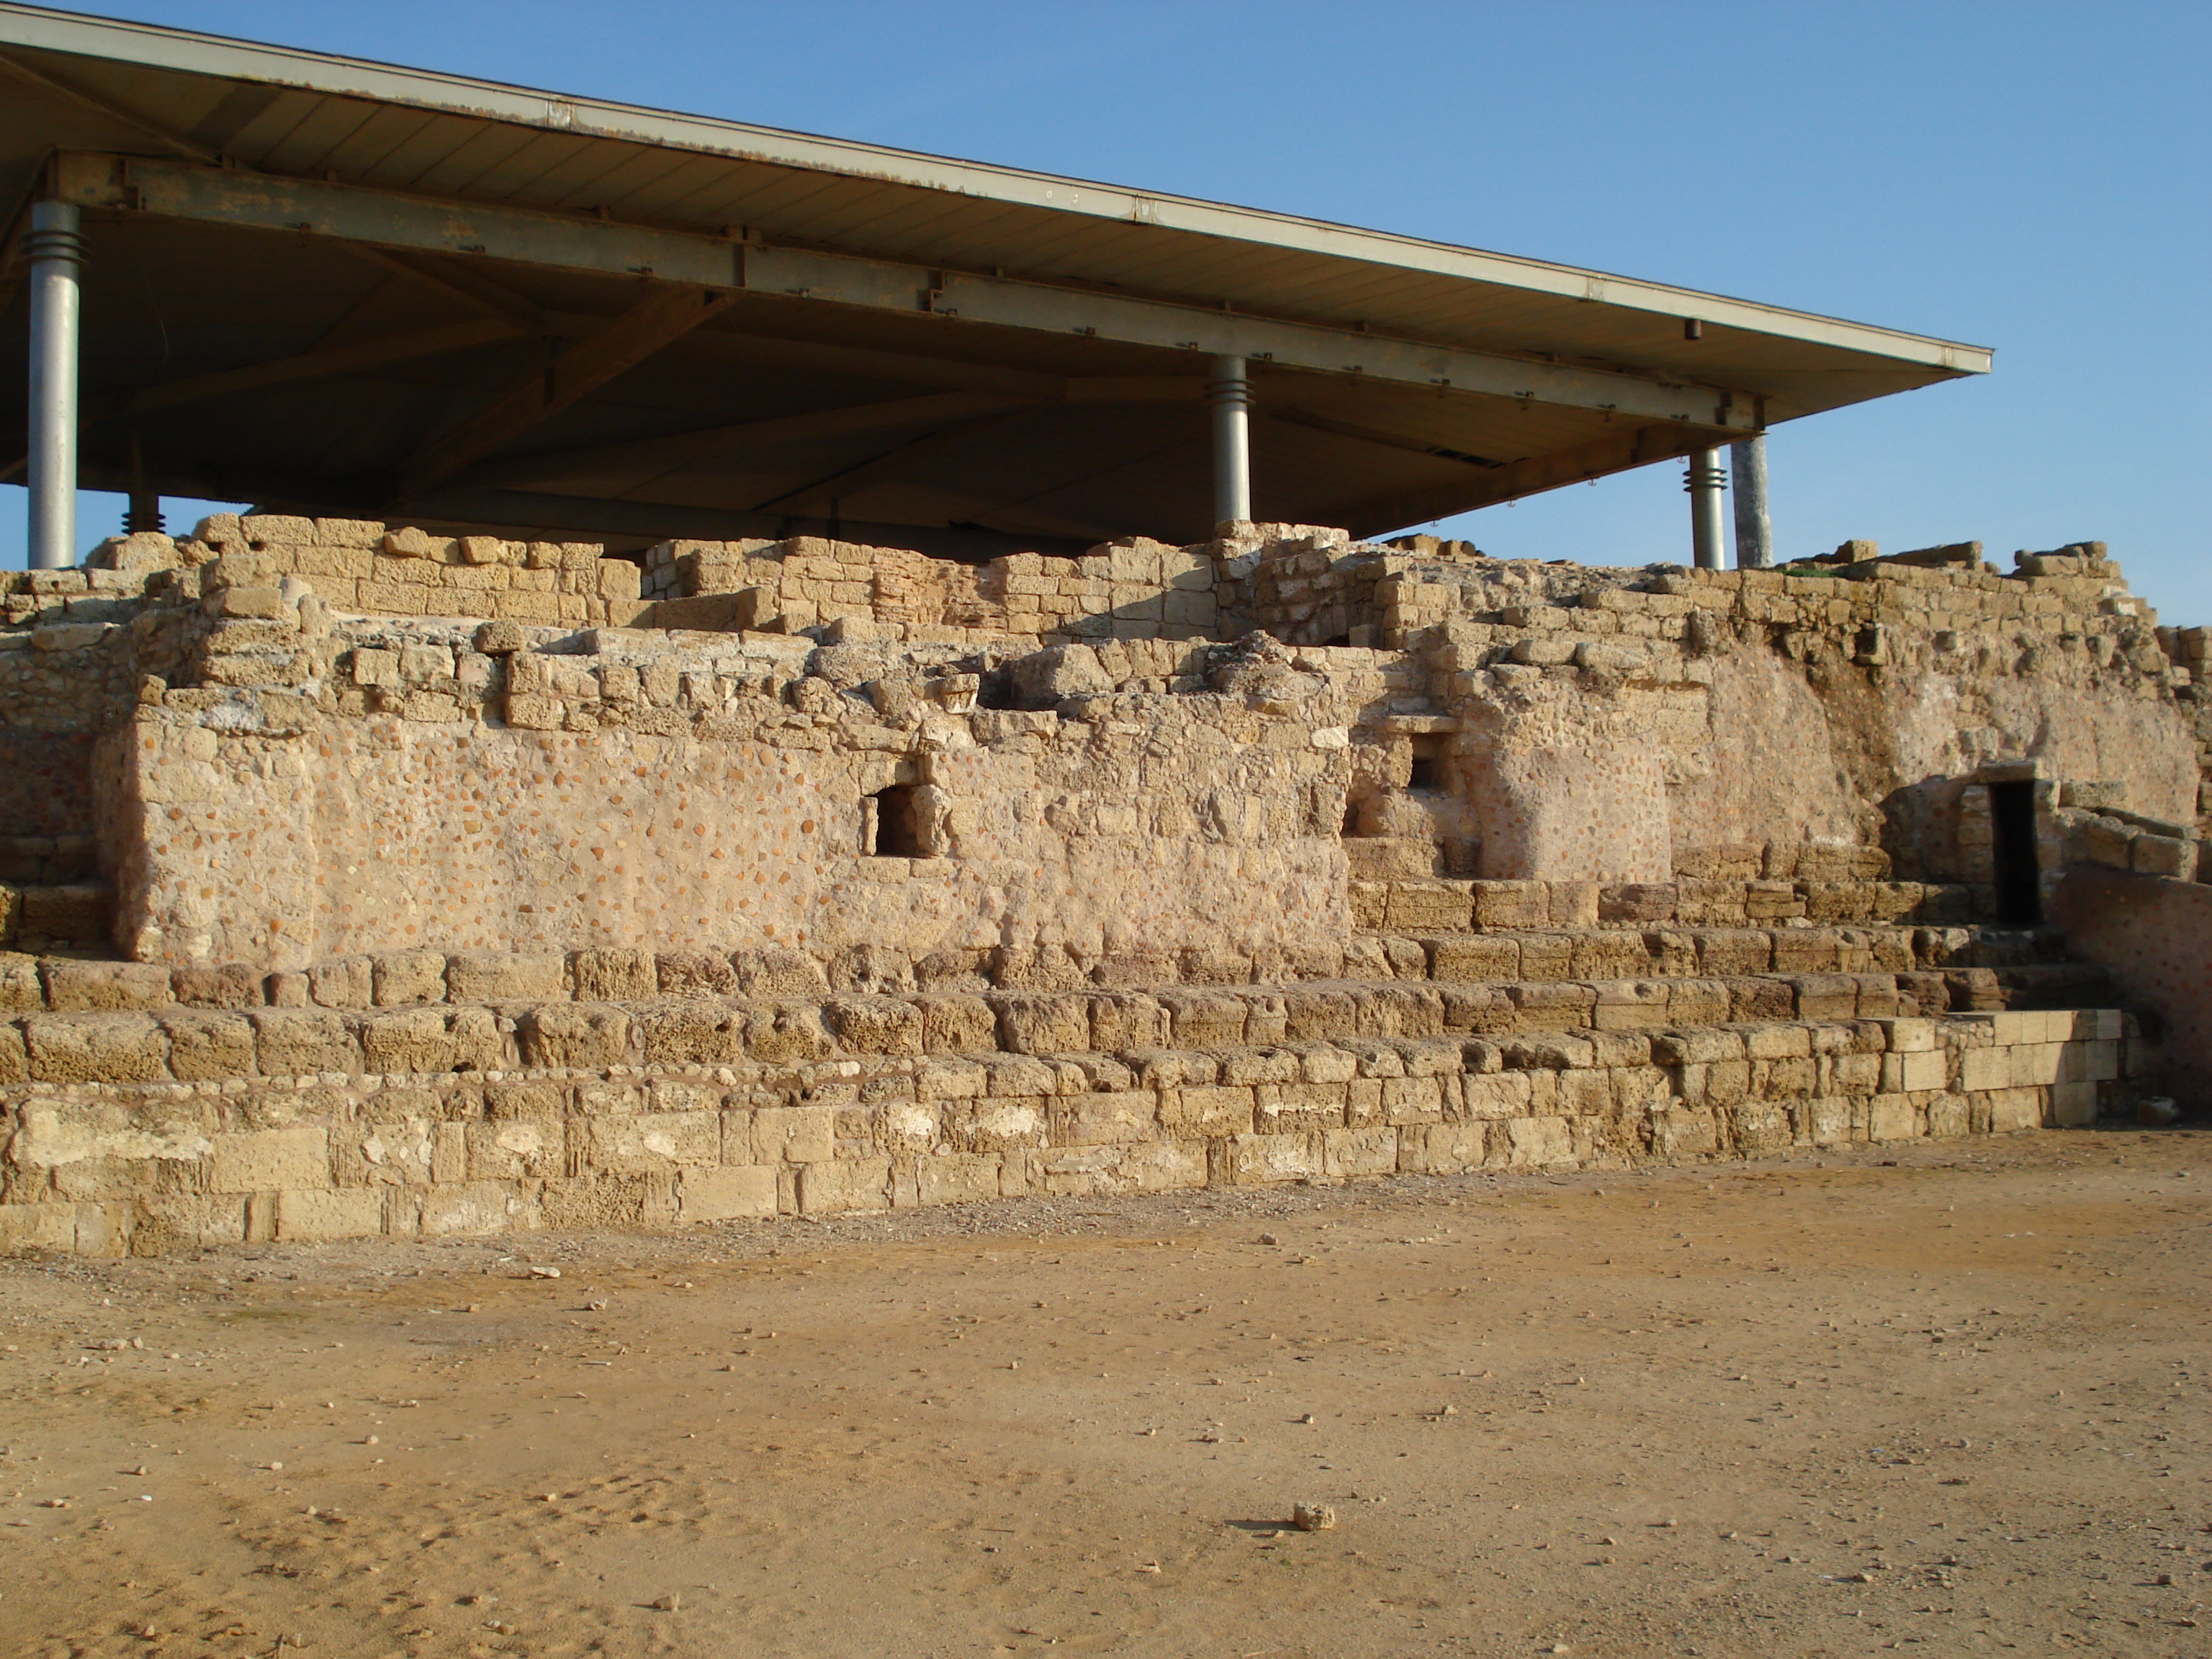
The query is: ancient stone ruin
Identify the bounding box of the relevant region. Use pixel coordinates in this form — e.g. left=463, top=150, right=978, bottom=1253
left=0, top=514, right=2203, bottom=1255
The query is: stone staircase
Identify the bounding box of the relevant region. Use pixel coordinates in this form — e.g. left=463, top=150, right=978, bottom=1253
left=0, top=917, right=2153, bottom=1254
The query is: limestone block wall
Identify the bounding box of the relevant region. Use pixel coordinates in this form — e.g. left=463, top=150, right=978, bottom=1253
left=0, top=1003, right=2141, bottom=1256
left=89, top=516, right=647, bottom=629
left=641, top=534, right=1223, bottom=643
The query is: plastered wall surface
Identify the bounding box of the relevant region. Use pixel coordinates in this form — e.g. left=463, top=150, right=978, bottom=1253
left=104, top=714, right=1346, bottom=974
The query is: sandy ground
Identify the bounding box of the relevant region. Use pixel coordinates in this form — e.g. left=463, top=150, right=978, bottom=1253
left=1, top=1130, right=2208, bottom=1659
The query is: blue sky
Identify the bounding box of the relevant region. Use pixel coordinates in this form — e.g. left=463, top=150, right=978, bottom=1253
left=7, top=1, right=2206, bottom=625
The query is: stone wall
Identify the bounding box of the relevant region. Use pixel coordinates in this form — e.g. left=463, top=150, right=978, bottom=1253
left=48, top=519, right=2203, bottom=973
left=0, top=994, right=2142, bottom=1256
left=0, top=513, right=2198, bottom=1255
left=91, top=516, right=647, bottom=629
left=639, top=532, right=1224, bottom=643
left=2051, top=866, right=2212, bottom=1105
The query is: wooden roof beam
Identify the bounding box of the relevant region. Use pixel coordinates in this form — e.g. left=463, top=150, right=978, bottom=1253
left=392, top=283, right=732, bottom=503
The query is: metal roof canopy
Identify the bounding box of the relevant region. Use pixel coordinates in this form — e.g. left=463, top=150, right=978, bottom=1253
left=0, top=3, right=1991, bottom=557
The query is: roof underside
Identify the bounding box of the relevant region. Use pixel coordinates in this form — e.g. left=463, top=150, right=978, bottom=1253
left=0, top=4, right=1990, bottom=556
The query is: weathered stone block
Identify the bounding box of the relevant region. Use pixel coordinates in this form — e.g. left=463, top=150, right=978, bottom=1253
left=1599, top=883, right=1677, bottom=923
left=211, top=1127, right=329, bottom=1194
left=1428, top=934, right=1520, bottom=981
left=466, top=1117, right=561, bottom=1180
left=159, top=1012, right=256, bottom=1082
left=732, top=947, right=830, bottom=999
left=946, top=1097, right=1046, bottom=1152
left=1386, top=881, right=1473, bottom=932
left=639, top=1005, right=745, bottom=1067
left=0, top=953, right=42, bottom=1013
left=991, top=992, right=1091, bottom=1055
left=1398, top=1121, right=1489, bottom=1174
left=746, top=1004, right=826, bottom=1064
left=795, top=1158, right=890, bottom=1214
left=681, top=1164, right=778, bottom=1220
left=520, top=1004, right=632, bottom=1069
left=42, top=960, right=171, bottom=1012
left=251, top=1009, right=361, bottom=1074
left=752, top=1105, right=836, bottom=1164
left=1505, top=1117, right=1572, bottom=1166
left=1085, top=992, right=1168, bottom=1050
left=1049, top=1090, right=1156, bottom=1146
left=171, top=963, right=263, bottom=1010
left=1216, top=1131, right=1323, bottom=1185
left=1590, top=979, right=1670, bottom=1029
left=582, top=1111, right=719, bottom=1172
left=24, top=1014, right=168, bottom=1084
left=1156, top=989, right=1249, bottom=1048
left=909, top=1153, right=1004, bottom=1207
left=1160, top=1084, right=1256, bottom=1138
left=1727, top=979, right=1795, bottom=1022
left=372, top=950, right=447, bottom=1006
left=569, top=948, right=655, bottom=1002
left=1570, top=934, right=1653, bottom=980
left=824, top=996, right=925, bottom=1056
left=274, top=1185, right=382, bottom=1241
left=448, top=951, right=565, bottom=1002
left=1471, top=881, right=1549, bottom=928
left=1282, top=987, right=1359, bottom=1041
left=657, top=951, right=739, bottom=998
left=363, top=1007, right=459, bottom=1074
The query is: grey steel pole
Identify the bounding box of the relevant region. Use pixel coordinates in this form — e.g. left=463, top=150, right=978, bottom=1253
left=1730, top=434, right=1773, bottom=568
left=1686, top=447, right=1727, bottom=570
left=1209, top=354, right=1251, bottom=526
left=25, top=200, right=86, bottom=570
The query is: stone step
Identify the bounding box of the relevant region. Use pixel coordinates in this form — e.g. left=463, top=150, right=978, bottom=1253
left=1363, top=922, right=2073, bottom=982
left=1351, top=875, right=1997, bottom=932
left=0, top=964, right=2122, bottom=1089
left=0, top=917, right=2085, bottom=1022
left=0, top=1005, right=2146, bottom=1254
left=0, top=833, right=99, bottom=886
left=1995, top=961, right=2119, bottom=1010
left=4, top=883, right=113, bottom=952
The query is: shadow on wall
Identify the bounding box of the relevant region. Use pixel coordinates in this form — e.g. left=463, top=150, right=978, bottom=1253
left=2050, top=865, right=2212, bottom=1110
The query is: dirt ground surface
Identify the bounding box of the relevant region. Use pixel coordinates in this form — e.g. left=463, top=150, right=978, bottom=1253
left=1, top=1128, right=2208, bottom=1659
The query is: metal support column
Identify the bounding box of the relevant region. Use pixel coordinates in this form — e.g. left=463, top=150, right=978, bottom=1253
left=1729, top=433, right=1773, bottom=569
left=25, top=201, right=86, bottom=570
left=1686, top=447, right=1727, bottom=570
left=1209, top=354, right=1251, bottom=526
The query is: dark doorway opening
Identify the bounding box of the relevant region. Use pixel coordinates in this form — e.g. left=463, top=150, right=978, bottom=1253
left=1989, top=780, right=2041, bottom=924
left=868, top=785, right=925, bottom=858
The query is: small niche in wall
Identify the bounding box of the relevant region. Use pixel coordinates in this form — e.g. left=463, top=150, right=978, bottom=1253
left=866, top=784, right=925, bottom=858
left=1407, top=735, right=1446, bottom=793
